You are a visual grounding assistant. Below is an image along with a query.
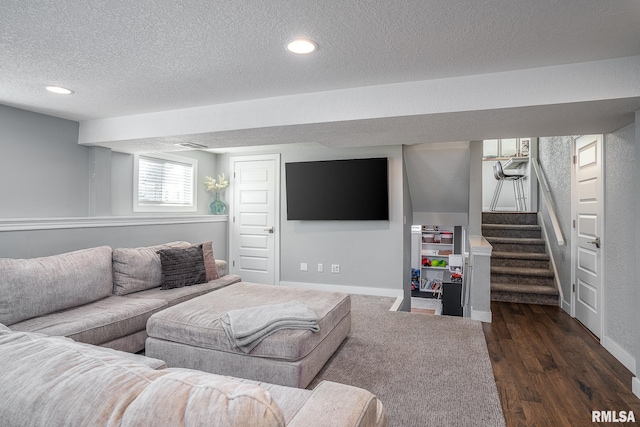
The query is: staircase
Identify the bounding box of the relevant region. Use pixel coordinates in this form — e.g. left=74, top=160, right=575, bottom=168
left=482, top=212, right=559, bottom=305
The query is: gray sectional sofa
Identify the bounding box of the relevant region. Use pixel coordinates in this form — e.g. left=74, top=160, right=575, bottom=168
left=0, top=241, right=241, bottom=353
left=0, top=325, right=387, bottom=427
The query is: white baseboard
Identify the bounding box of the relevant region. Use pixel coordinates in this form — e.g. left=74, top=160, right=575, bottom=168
left=279, top=281, right=404, bottom=299
left=471, top=307, right=492, bottom=323
left=561, top=299, right=572, bottom=314
left=633, top=377, right=640, bottom=399
left=389, top=297, right=404, bottom=312
left=602, top=335, right=636, bottom=375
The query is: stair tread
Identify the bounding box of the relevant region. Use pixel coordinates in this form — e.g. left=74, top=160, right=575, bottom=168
left=485, top=237, right=545, bottom=245
left=491, top=251, right=550, bottom=260
left=482, top=224, right=541, bottom=230
left=491, top=266, right=554, bottom=277
left=491, top=283, right=559, bottom=295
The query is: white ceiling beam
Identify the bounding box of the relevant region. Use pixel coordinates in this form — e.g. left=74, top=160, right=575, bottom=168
left=79, top=56, right=640, bottom=146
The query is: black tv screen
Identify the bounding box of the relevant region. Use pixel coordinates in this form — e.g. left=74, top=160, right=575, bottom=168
left=285, top=158, right=389, bottom=220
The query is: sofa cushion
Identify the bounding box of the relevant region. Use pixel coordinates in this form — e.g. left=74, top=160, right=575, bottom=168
left=0, top=246, right=113, bottom=325
left=112, top=241, right=191, bottom=296
left=216, top=259, right=229, bottom=277
left=125, top=274, right=242, bottom=307
left=121, top=370, right=285, bottom=427
left=0, top=329, right=168, bottom=427
left=233, top=377, right=312, bottom=423
left=9, top=295, right=167, bottom=346
left=157, top=246, right=207, bottom=290
left=200, top=241, right=220, bottom=281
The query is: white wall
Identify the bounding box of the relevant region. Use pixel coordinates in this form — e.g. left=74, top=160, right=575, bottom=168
left=538, top=136, right=573, bottom=307
left=603, top=123, right=637, bottom=372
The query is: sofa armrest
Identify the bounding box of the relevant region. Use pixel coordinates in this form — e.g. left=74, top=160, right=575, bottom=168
left=287, top=381, right=387, bottom=427
left=215, top=259, right=228, bottom=277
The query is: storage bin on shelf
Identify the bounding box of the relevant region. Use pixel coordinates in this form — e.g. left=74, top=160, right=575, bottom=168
left=440, top=232, right=453, bottom=244
left=422, top=234, right=435, bottom=243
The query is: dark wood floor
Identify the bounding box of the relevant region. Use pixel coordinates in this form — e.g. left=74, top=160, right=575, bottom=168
left=483, top=301, right=640, bottom=427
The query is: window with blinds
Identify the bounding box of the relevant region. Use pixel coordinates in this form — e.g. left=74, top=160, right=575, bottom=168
left=133, top=154, right=197, bottom=212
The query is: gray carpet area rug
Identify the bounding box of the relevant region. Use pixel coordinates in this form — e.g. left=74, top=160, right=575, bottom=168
left=309, top=294, right=506, bottom=427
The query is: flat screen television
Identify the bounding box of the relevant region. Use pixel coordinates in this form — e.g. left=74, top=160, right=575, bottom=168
left=285, top=157, right=389, bottom=220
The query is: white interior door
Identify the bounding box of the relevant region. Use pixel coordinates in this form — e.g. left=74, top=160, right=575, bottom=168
left=230, top=155, right=279, bottom=285
left=573, top=135, right=603, bottom=338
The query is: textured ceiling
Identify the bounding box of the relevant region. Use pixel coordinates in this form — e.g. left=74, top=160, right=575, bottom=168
left=1, top=1, right=640, bottom=149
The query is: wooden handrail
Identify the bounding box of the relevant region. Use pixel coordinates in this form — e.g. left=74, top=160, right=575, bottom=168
left=531, top=159, right=565, bottom=246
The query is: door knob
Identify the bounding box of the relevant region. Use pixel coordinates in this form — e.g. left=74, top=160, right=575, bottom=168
left=264, top=227, right=274, bottom=233
left=588, top=237, right=600, bottom=248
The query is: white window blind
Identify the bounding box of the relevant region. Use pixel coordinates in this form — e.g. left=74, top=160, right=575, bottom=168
left=134, top=154, right=197, bottom=212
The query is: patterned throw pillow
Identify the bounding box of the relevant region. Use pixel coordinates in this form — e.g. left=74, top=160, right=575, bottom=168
left=157, top=246, right=207, bottom=290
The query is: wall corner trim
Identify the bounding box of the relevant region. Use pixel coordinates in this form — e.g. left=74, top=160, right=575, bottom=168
left=633, top=377, right=640, bottom=399
left=389, top=297, right=404, bottom=311
left=471, top=307, right=492, bottom=323
left=602, top=335, right=636, bottom=375
left=468, top=235, right=493, bottom=257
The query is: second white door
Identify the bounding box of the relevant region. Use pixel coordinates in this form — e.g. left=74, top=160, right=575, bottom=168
left=573, top=135, right=603, bottom=338
left=230, top=155, right=279, bottom=285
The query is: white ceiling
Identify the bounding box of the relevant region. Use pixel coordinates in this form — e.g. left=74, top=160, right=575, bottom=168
left=2, top=1, right=640, bottom=151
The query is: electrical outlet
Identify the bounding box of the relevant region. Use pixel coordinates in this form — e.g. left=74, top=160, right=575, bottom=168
left=331, top=264, right=340, bottom=273
left=317, top=263, right=324, bottom=272
left=300, top=263, right=308, bottom=272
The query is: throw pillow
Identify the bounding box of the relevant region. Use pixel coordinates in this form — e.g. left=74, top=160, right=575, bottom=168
left=157, top=246, right=207, bottom=290
left=198, top=241, right=220, bottom=281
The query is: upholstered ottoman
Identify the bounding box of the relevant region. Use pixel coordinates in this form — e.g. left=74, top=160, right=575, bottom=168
left=145, top=282, right=351, bottom=388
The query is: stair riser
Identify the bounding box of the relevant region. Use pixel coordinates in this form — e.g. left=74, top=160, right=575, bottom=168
left=491, top=258, right=550, bottom=269
left=491, top=274, right=555, bottom=286
left=482, top=212, right=538, bottom=225
left=489, top=243, right=546, bottom=253
left=491, top=291, right=559, bottom=306
left=482, top=229, right=542, bottom=239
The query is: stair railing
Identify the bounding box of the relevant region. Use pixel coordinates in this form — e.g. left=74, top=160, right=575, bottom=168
left=531, top=159, right=565, bottom=246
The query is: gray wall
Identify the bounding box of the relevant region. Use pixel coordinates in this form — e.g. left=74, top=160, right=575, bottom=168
left=218, top=144, right=405, bottom=295
left=110, top=150, right=219, bottom=216
left=404, top=142, right=470, bottom=226
left=401, top=147, right=414, bottom=311
left=0, top=105, right=87, bottom=218
left=538, top=136, right=573, bottom=306
left=0, top=222, right=227, bottom=259
left=0, top=104, right=227, bottom=260
left=603, top=123, right=637, bottom=363
left=635, top=111, right=640, bottom=381
left=468, top=141, right=483, bottom=236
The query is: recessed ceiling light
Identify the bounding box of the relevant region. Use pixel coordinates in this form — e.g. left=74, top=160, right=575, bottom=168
left=287, top=39, right=317, bottom=54
left=45, top=86, right=74, bottom=95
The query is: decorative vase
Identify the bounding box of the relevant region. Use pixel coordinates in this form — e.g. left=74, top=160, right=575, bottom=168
left=209, top=191, right=227, bottom=215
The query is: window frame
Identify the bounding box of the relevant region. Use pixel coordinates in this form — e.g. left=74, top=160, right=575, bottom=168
left=133, top=153, right=198, bottom=213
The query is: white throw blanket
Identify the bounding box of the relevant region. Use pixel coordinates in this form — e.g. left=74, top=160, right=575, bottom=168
left=220, top=301, right=319, bottom=353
